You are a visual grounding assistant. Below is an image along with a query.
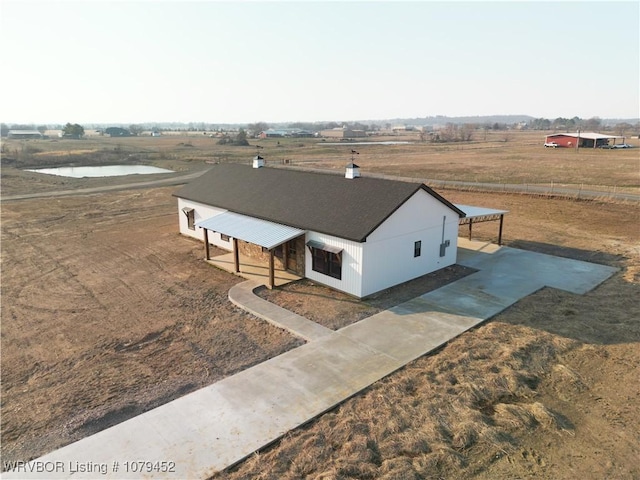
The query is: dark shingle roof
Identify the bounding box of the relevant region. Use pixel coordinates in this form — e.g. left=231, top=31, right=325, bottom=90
left=174, top=163, right=463, bottom=242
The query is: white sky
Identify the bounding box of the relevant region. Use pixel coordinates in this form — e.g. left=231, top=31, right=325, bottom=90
left=1, top=1, right=638, bottom=124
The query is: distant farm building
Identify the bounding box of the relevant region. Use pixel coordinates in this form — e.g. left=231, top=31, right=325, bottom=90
left=290, top=130, right=313, bottom=138
left=7, top=130, right=43, bottom=139
left=319, top=128, right=367, bottom=139
left=259, top=129, right=286, bottom=138
left=259, top=128, right=314, bottom=139
left=545, top=132, right=624, bottom=148
left=392, top=125, right=416, bottom=132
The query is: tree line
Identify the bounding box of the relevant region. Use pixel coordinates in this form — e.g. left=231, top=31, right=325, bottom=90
left=2, top=117, right=637, bottom=141
left=527, top=117, right=637, bottom=135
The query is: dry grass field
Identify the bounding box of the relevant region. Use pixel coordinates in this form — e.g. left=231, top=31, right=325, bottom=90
left=303, top=130, right=639, bottom=190
left=2, top=129, right=638, bottom=195
left=1, top=130, right=638, bottom=478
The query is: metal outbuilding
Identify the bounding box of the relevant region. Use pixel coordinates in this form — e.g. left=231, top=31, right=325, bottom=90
left=544, top=132, right=624, bottom=148
left=7, top=130, right=43, bottom=139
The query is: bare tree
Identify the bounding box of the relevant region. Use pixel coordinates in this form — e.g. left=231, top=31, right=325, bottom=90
left=461, top=124, right=475, bottom=142
left=584, top=117, right=602, bottom=131
left=129, top=124, right=144, bottom=136
left=248, top=122, right=269, bottom=137
left=615, top=122, right=633, bottom=136
left=440, top=123, right=457, bottom=142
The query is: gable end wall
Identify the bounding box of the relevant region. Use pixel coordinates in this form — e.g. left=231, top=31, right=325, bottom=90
left=360, top=189, right=459, bottom=297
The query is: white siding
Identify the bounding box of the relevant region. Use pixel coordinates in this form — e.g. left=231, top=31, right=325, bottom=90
left=305, top=231, right=364, bottom=297
left=178, top=189, right=460, bottom=298
left=360, top=189, right=459, bottom=297
left=177, top=198, right=233, bottom=251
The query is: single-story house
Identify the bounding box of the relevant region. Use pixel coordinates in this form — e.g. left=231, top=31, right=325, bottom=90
left=544, top=132, right=624, bottom=148
left=174, top=158, right=465, bottom=298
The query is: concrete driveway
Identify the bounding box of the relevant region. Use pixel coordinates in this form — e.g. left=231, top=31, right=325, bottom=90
left=6, top=239, right=617, bottom=479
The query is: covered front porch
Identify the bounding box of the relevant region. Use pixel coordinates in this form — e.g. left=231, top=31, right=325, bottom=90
left=207, top=251, right=303, bottom=287
left=196, top=211, right=306, bottom=289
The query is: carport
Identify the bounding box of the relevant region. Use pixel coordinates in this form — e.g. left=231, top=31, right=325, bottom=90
left=456, top=204, right=508, bottom=245
left=544, top=132, right=626, bottom=148
left=196, top=212, right=305, bottom=289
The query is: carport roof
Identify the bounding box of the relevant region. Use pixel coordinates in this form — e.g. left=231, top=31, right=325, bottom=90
left=196, top=212, right=305, bottom=250
left=546, top=132, right=623, bottom=140
left=456, top=204, right=508, bottom=244
left=455, top=204, right=508, bottom=225
left=456, top=204, right=508, bottom=218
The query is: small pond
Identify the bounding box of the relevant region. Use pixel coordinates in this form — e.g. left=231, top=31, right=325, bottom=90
left=25, top=165, right=174, bottom=178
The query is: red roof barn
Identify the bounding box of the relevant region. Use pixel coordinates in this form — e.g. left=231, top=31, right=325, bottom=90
left=544, top=132, right=624, bottom=148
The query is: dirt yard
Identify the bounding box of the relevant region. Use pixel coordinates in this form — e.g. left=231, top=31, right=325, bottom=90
left=1, top=135, right=638, bottom=478
left=0, top=187, right=303, bottom=464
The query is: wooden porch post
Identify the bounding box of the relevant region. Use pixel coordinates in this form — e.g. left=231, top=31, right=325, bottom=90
left=233, top=238, right=240, bottom=273
left=468, top=218, right=473, bottom=241
left=269, top=249, right=275, bottom=289
left=203, top=228, right=210, bottom=260
left=498, top=214, right=504, bottom=246
left=283, top=241, right=289, bottom=270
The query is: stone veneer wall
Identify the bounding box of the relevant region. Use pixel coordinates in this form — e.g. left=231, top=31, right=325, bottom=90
left=238, top=241, right=281, bottom=267
left=237, top=235, right=305, bottom=276
left=288, top=236, right=306, bottom=276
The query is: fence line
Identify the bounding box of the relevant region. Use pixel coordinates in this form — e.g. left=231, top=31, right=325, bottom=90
left=422, top=179, right=639, bottom=202
left=258, top=162, right=639, bottom=203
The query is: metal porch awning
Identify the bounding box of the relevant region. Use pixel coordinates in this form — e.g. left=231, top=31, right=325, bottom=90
left=196, top=212, right=305, bottom=250
left=455, top=205, right=508, bottom=224
left=455, top=204, right=509, bottom=245
left=305, top=240, right=343, bottom=254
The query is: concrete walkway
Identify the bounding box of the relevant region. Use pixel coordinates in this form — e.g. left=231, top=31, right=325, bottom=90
left=229, top=281, right=332, bottom=342
left=6, top=240, right=617, bottom=479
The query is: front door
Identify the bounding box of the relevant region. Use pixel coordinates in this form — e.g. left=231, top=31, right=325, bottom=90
left=286, top=236, right=305, bottom=275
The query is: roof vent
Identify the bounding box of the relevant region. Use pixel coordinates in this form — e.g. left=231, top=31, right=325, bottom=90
left=345, top=162, right=360, bottom=179
left=253, top=155, right=265, bottom=168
